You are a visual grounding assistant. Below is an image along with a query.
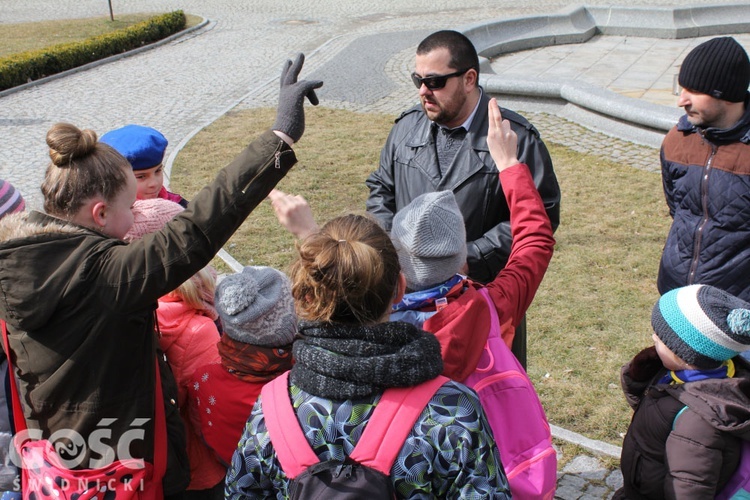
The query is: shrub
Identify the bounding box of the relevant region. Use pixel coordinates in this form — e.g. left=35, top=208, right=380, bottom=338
left=0, top=11, right=186, bottom=91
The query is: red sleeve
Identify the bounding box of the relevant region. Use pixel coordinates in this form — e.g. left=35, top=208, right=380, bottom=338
left=485, top=164, right=555, bottom=345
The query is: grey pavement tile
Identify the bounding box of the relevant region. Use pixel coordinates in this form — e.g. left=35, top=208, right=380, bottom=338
left=562, top=455, right=608, bottom=481
left=581, top=485, right=612, bottom=499
left=556, top=474, right=588, bottom=499
left=606, top=469, right=624, bottom=490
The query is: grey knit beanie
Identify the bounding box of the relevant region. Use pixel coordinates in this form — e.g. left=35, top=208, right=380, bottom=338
left=391, top=190, right=467, bottom=291
left=215, top=266, right=297, bottom=347
left=678, top=37, right=750, bottom=103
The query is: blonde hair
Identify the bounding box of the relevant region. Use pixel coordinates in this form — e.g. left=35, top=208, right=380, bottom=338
left=289, top=214, right=400, bottom=325
left=168, top=266, right=218, bottom=320
left=41, top=123, right=132, bottom=218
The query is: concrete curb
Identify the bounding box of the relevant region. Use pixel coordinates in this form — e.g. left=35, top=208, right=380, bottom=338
left=0, top=16, right=211, bottom=100
left=464, top=3, right=750, bottom=59
left=465, top=3, right=748, bottom=133
left=162, top=33, right=337, bottom=185
left=587, top=3, right=750, bottom=38
left=551, top=425, right=623, bottom=459
left=480, top=74, right=682, bottom=133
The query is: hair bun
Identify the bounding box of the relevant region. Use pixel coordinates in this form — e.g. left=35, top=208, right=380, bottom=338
left=46, top=123, right=98, bottom=167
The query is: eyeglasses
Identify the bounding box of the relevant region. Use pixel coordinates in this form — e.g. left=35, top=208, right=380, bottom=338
left=411, top=69, right=469, bottom=90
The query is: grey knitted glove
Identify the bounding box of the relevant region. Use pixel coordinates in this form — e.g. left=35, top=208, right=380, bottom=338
left=273, top=53, right=323, bottom=143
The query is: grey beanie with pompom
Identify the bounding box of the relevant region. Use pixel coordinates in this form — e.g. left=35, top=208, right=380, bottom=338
left=215, top=266, right=297, bottom=347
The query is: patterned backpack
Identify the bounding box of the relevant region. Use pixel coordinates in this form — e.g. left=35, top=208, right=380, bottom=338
left=462, top=288, right=557, bottom=499
left=261, top=372, right=449, bottom=499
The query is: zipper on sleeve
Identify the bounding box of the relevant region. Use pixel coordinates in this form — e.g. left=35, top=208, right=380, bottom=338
left=241, top=142, right=291, bottom=194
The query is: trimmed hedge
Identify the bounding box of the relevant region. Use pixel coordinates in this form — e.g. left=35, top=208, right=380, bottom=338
left=0, top=11, right=186, bottom=91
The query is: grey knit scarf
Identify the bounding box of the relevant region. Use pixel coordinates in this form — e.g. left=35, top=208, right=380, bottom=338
left=290, top=320, right=444, bottom=399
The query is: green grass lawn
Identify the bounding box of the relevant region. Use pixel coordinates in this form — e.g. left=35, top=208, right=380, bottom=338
left=171, top=106, right=672, bottom=445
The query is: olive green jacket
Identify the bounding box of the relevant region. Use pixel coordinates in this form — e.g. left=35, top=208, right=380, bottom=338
left=0, top=130, right=295, bottom=492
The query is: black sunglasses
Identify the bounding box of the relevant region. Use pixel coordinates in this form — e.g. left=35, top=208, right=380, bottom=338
left=411, top=69, right=469, bottom=90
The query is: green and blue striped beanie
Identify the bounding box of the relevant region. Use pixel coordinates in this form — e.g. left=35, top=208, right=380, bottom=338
left=652, top=284, right=750, bottom=369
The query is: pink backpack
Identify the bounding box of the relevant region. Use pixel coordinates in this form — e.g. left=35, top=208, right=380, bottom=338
left=716, top=439, right=750, bottom=499
left=463, top=288, right=557, bottom=499
left=262, top=372, right=449, bottom=499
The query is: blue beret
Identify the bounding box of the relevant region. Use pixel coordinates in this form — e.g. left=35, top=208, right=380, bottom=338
left=100, top=124, right=168, bottom=171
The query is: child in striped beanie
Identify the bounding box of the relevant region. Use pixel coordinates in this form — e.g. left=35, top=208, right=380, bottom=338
left=651, top=284, right=750, bottom=370
left=0, top=179, right=24, bottom=219
left=615, top=284, right=750, bottom=499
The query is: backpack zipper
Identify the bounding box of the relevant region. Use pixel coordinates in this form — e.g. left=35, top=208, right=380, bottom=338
left=472, top=370, right=524, bottom=392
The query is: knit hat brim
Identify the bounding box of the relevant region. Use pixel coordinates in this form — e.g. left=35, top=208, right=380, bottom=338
left=396, top=252, right=466, bottom=291
left=652, top=285, right=750, bottom=368
left=678, top=37, right=750, bottom=103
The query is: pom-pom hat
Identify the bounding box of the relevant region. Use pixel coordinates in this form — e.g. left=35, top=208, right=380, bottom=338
left=651, top=284, right=750, bottom=369
left=215, top=266, right=297, bottom=347
left=0, top=179, right=25, bottom=219
left=100, top=124, right=168, bottom=170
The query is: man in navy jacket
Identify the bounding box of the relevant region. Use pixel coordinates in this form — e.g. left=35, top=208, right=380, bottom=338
left=658, top=37, right=750, bottom=314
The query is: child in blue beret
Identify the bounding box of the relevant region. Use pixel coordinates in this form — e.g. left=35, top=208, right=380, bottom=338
left=101, top=124, right=188, bottom=207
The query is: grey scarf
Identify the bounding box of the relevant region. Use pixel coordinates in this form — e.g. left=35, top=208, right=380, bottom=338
left=290, top=320, right=444, bottom=399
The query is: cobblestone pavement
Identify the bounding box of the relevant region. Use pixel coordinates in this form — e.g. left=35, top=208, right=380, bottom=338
left=0, top=0, right=743, bottom=497
left=557, top=454, right=624, bottom=500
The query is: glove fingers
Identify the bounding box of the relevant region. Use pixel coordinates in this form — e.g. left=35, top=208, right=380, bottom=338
left=286, top=53, right=305, bottom=84
left=279, top=58, right=293, bottom=87
left=273, top=53, right=322, bottom=142
left=304, top=80, right=323, bottom=105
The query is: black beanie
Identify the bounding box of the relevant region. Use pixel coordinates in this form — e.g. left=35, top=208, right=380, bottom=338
left=678, top=37, right=750, bottom=103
